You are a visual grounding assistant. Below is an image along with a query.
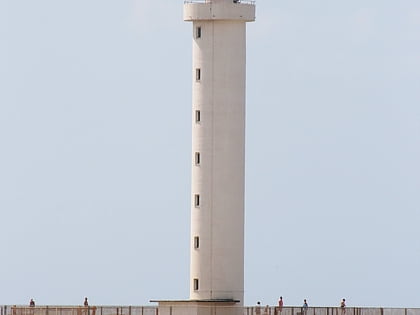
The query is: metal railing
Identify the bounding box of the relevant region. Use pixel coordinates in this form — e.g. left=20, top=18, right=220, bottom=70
left=184, top=0, right=256, bottom=5
left=1, top=307, right=157, bottom=315
left=2, top=306, right=420, bottom=315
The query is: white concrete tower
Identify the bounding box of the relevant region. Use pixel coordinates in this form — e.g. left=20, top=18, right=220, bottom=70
left=184, top=0, right=255, bottom=305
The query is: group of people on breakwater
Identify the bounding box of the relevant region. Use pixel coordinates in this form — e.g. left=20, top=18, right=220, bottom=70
left=27, top=297, right=89, bottom=307
left=255, top=297, right=347, bottom=315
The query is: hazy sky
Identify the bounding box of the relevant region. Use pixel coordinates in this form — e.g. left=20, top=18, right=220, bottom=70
left=1, top=0, right=419, bottom=308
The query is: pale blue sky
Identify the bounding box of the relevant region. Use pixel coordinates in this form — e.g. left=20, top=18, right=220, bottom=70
left=1, top=0, right=419, bottom=308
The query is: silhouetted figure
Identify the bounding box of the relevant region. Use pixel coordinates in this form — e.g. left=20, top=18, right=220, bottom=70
left=84, top=297, right=89, bottom=307
left=256, top=301, right=261, bottom=315
left=29, top=299, right=35, bottom=307
left=340, top=299, right=346, bottom=314
left=278, top=296, right=283, bottom=313
left=303, top=299, right=308, bottom=315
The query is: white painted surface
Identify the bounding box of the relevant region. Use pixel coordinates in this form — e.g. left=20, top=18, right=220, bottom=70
left=184, top=2, right=255, bottom=22
left=185, top=0, right=255, bottom=304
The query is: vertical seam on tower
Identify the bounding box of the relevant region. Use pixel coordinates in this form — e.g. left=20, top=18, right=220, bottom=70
left=210, top=16, right=215, bottom=299
left=209, top=18, right=215, bottom=300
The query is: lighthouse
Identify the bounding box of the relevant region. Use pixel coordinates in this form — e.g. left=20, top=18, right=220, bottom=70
left=153, top=1, right=255, bottom=313
left=185, top=0, right=255, bottom=305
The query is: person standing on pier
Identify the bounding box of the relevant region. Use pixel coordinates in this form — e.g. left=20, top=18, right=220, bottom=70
left=256, top=302, right=261, bottom=315
left=278, top=296, right=283, bottom=312
left=303, top=299, right=308, bottom=315
left=277, top=296, right=284, bottom=315
left=340, top=298, right=346, bottom=314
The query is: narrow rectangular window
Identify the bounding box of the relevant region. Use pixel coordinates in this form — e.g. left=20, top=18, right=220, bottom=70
left=195, top=152, right=200, bottom=165
left=195, top=110, right=201, bottom=123
left=194, top=194, right=200, bottom=207
left=194, top=236, right=200, bottom=249
left=196, top=26, right=201, bottom=38
left=196, top=68, right=201, bottom=81
left=193, top=278, right=199, bottom=291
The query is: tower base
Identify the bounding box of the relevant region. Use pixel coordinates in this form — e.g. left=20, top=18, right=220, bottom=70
left=151, top=300, right=242, bottom=315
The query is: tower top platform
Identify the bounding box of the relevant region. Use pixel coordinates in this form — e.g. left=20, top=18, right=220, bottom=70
left=184, top=0, right=256, bottom=22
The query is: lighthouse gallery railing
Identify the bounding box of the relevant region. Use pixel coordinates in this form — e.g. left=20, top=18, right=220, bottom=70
left=184, top=0, right=256, bottom=5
